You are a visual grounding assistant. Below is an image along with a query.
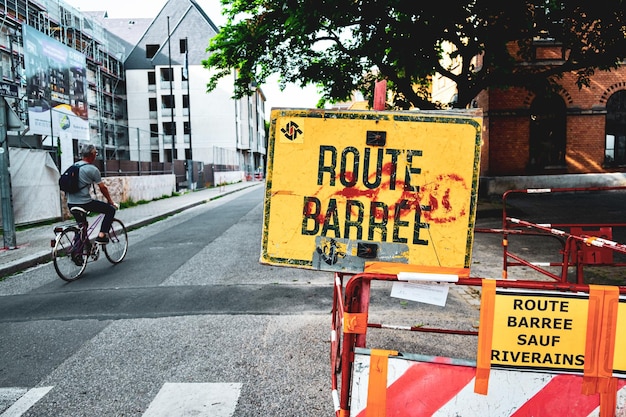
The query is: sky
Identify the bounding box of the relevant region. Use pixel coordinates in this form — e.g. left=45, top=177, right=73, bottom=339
left=63, top=0, right=321, bottom=117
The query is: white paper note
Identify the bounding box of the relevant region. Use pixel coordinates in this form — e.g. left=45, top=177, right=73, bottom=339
left=390, top=281, right=449, bottom=306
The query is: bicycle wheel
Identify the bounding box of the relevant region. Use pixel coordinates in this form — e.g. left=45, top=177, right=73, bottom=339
left=104, top=219, right=128, bottom=264
left=52, top=227, right=87, bottom=281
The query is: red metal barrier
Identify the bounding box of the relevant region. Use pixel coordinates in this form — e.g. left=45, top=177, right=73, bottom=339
left=331, top=187, right=626, bottom=415
left=475, top=186, right=626, bottom=283
left=331, top=272, right=626, bottom=416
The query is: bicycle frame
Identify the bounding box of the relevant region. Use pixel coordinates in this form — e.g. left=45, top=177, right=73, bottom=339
left=71, top=212, right=105, bottom=257
left=86, top=214, right=104, bottom=237
left=75, top=213, right=125, bottom=254
left=53, top=208, right=128, bottom=281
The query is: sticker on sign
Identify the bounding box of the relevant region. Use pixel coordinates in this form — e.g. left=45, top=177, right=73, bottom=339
left=261, top=108, right=482, bottom=273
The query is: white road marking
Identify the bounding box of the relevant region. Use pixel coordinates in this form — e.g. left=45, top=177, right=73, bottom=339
left=0, top=386, right=52, bottom=417
left=0, top=388, right=27, bottom=414
left=0, top=383, right=242, bottom=416
left=0, top=388, right=27, bottom=406
left=142, top=382, right=242, bottom=417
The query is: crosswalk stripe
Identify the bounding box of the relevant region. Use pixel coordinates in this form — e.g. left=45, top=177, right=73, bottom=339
left=0, top=388, right=27, bottom=407
left=142, top=382, right=242, bottom=417
left=0, top=387, right=52, bottom=417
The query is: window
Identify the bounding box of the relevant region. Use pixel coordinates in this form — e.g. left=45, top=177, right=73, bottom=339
left=146, top=44, right=160, bottom=59
left=150, top=123, right=158, bottom=138
left=160, top=68, right=173, bottom=82
left=164, top=149, right=177, bottom=162
left=181, top=38, right=189, bottom=81
left=184, top=121, right=191, bottom=135
left=528, top=92, right=566, bottom=172
left=161, top=95, right=175, bottom=109
left=605, top=90, right=626, bottom=166
left=163, top=121, right=176, bottom=136
left=148, top=71, right=156, bottom=85
left=148, top=97, right=157, bottom=111
left=183, top=94, right=189, bottom=109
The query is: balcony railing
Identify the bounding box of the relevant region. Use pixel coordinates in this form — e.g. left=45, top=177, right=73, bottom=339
left=160, top=81, right=173, bottom=90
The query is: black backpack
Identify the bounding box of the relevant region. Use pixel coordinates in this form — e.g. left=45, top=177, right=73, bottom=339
left=59, top=163, right=84, bottom=193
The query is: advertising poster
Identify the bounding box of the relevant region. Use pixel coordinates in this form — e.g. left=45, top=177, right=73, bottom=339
left=22, top=24, right=89, bottom=140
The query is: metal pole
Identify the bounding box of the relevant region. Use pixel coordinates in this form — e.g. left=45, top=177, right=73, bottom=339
left=0, top=98, right=17, bottom=249
left=96, top=67, right=107, bottom=175
left=49, top=105, right=54, bottom=147
left=167, top=16, right=175, bottom=175
left=186, top=37, right=192, bottom=161
left=137, top=127, right=141, bottom=175
left=185, top=37, right=193, bottom=186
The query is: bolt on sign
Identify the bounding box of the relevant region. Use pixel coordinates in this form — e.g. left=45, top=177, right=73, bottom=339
left=261, top=109, right=483, bottom=273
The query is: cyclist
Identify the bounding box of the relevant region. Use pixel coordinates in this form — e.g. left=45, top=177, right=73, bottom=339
left=66, top=144, right=117, bottom=245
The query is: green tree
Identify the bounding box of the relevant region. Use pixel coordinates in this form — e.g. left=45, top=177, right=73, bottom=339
left=203, top=1, right=626, bottom=109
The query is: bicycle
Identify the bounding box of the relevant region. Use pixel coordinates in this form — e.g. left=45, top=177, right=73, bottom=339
left=51, top=206, right=128, bottom=281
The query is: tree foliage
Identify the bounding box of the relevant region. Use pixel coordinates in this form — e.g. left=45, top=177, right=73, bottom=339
left=203, top=0, right=626, bottom=109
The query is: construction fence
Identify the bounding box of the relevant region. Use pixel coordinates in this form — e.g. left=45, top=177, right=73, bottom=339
left=90, top=145, right=247, bottom=190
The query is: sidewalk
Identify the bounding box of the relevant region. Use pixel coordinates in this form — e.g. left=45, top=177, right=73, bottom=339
left=0, top=181, right=264, bottom=278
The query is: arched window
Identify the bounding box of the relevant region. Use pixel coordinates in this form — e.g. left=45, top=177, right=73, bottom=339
left=528, top=93, right=567, bottom=171
left=605, top=90, right=626, bottom=166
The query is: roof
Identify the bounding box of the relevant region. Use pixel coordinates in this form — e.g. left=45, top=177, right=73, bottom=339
left=90, top=15, right=152, bottom=58
left=124, top=0, right=220, bottom=69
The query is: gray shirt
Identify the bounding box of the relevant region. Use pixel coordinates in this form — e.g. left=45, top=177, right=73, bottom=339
left=66, top=161, right=102, bottom=205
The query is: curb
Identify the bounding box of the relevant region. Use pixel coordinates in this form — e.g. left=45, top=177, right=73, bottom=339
left=1, top=249, right=51, bottom=278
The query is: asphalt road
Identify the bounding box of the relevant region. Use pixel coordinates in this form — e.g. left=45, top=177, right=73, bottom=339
left=0, top=186, right=480, bottom=416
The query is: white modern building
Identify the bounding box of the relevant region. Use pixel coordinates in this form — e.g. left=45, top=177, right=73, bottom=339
left=104, top=0, right=266, bottom=175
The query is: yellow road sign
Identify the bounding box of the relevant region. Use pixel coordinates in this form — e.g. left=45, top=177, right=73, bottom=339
left=261, top=109, right=482, bottom=273
left=490, top=290, right=589, bottom=373
left=486, top=290, right=626, bottom=377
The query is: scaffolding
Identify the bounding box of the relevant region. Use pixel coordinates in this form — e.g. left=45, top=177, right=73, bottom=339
left=0, top=0, right=128, bottom=162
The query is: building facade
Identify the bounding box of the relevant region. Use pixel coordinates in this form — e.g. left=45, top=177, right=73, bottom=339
left=480, top=62, right=626, bottom=177
left=441, top=41, right=626, bottom=180
left=0, top=0, right=128, bottom=165
left=0, top=0, right=265, bottom=181
left=116, top=0, right=265, bottom=176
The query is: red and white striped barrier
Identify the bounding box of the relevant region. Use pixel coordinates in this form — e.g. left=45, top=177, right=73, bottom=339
left=508, top=217, right=626, bottom=255
left=350, top=352, right=626, bottom=417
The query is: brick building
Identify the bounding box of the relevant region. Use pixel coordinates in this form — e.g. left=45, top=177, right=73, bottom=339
left=477, top=42, right=626, bottom=179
